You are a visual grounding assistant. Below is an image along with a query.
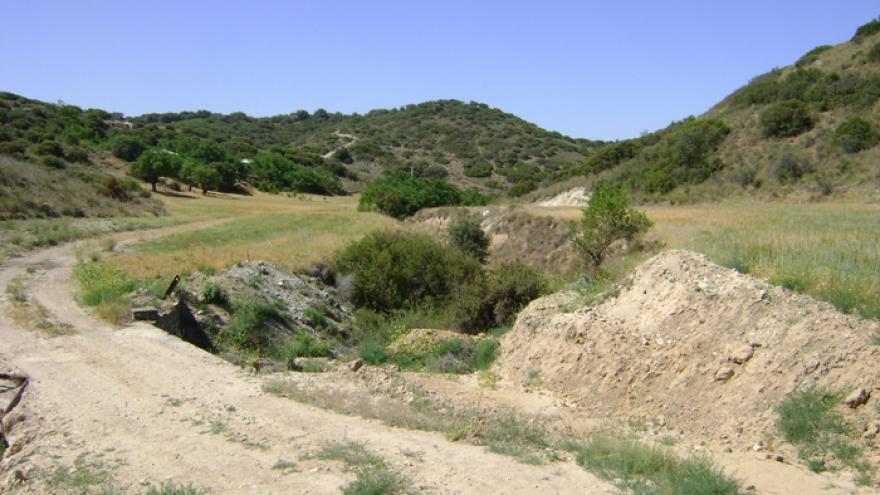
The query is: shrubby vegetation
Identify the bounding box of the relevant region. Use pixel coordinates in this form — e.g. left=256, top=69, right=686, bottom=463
left=358, top=173, right=492, bottom=219
left=833, top=116, right=878, bottom=153
left=796, top=45, right=832, bottom=67
left=449, top=214, right=490, bottom=263
left=572, top=182, right=652, bottom=276
left=760, top=100, right=814, bottom=138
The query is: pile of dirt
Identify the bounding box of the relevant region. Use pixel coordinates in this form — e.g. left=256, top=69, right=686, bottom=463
left=497, top=250, right=880, bottom=455
left=409, top=207, right=577, bottom=275
left=534, top=187, right=591, bottom=207
left=185, top=261, right=355, bottom=351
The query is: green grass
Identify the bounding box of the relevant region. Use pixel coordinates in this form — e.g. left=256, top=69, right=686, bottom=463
left=777, top=386, right=874, bottom=483
left=315, top=441, right=407, bottom=495
left=144, top=483, right=206, bottom=495
left=366, top=336, right=501, bottom=374
left=72, top=260, right=168, bottom=324
left=567, top=433, right=740, bottom=495
left=49, top=455, right=115, bottom=493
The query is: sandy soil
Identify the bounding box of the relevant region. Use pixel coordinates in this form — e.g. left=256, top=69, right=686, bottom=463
left=0, top=224, right=613, bottom=494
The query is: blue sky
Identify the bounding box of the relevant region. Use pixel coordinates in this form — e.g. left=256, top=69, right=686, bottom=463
left=2, top=1, right=877, bottom=140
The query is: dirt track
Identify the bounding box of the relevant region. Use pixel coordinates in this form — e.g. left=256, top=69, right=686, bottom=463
left=0, top=224, right=613, bottom=494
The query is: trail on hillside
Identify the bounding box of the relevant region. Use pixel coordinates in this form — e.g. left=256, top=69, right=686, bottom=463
left=0, top=222, right=612, bottom=494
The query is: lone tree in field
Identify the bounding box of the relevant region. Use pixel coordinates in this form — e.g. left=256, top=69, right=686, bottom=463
left=572, top=181, right=652, bottom=276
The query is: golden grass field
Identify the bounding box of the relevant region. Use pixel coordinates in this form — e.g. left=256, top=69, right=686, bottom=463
left=95, top=189, right=880, bottom=320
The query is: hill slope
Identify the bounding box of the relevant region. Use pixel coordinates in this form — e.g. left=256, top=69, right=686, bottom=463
left=543, top=18, right=880, bottom=202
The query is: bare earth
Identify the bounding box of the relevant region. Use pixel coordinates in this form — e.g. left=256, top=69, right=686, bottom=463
left=0, top=223, right=875, bottom=494
left=0, top=225, right=613, bottom=494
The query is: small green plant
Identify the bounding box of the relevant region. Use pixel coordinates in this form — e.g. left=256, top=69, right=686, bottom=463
left=201, top=282, right=228, bottom=306
left=271, top=459, right=298, bottom=472
left=222, top=298, right=288, bottom=353
left=304, top=307, right=330, bottom=329
left=144, top=483, right=206, bottom=495
left=777, top=386, right=873, bottom=483
left=571, top=181, right=652, bottom=277
left=315, top=441, right=407, bottom=495
left=275, top=332, right=332, bottom=365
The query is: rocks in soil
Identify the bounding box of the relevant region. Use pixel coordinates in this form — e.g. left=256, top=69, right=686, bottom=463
left=845, top=387, right=870, bottom=408
left=497, top=249, right=880, bottom=454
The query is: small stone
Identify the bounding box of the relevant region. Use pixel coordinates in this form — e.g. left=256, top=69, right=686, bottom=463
left=350, top=359, right=364, bottom=372
left=744, top=484, right=756, bottom=491
left=845, top=387, right=870, bottom=408
left=774, top=454, right=784, bottom=462
left=730, top=345, right=754, bottom=364
left=714, top=367, right=735, bottom=382
left=724, top=447, right=733, bottom=453
left=752, top=443, right=764, bottom=452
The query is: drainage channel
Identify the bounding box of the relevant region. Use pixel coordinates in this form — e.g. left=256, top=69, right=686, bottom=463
left=0, top=373, right=29, bottom=463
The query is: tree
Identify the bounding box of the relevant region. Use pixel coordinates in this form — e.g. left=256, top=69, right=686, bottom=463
left=449, top=214, right=490, bottom=263
left=571, top=181, right=652, bottom=276
left=130, top=149, right=181, bottom=192
left=191, top=164, right=221, bottom=194
left=110, top=136, right=146, bottom=162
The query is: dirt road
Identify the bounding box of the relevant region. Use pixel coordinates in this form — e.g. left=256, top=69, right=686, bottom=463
left=0, top=225, right=613, bottom=494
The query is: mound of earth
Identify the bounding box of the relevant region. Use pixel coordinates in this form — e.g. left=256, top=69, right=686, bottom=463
left=185, top=261, right=354, bottom=352
left=497, top=250, right=880, bottom=456
left=409, top=207, right=576, bottom=275
left=534, top=187, right=591, bottom=207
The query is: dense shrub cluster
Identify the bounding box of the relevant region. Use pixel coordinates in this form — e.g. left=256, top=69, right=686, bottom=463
left=833, top=116, right=878, bottom=153
left=358, top=173, right=492, bottom=219
left=796, top=45, right=832, bottom=67
left=729, top=67, right=880, bottom=112
left=449, top=215, right=490, bottom=263
left=332, top=230, right=484, bottom=311
left=760, top=100, right=814, bottom=138
left=852, top=18, right=880, bottom=43
left=453, top=262, right=547, bottom=333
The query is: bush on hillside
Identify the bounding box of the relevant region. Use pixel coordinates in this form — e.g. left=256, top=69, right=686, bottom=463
left=463, top=158, right=493, bottom=177
left=869, top=42, right=880, bottom=63
left=773, top=151, right=813, bottom=183
left=833, top=116, right=878, bottom=153
left=65, top=146, right=90, bottom=164
left=453, top=262, right=547, bottom=333
left=760, top=100, right=814, bottom=138
left=358, top=173, right=491, bottom=219
left=572, top=181, right=652, bottom=276
left=33, top=140, right=64, bottom=157
left=853, top=18, right=880, bottom=43
left=248, top=152, right=342, bottom=195
left=332, top=230, right=483, bottom=312
left=111, top=136, right=146, bottom=162
left=449, top=214, right=490, bottom=263
left=507, top=180, right=537, bottom=197
left=796, top=45, right=833, bottom=67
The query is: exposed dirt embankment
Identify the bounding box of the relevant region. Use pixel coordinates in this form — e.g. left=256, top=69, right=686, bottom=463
left=409, top=207, right=577, bottom=274
left=498, top=250, right=880, bottom=453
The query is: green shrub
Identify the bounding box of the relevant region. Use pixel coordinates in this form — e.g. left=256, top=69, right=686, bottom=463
left=853, top=18, right=880, bottom=43
left=760, top=100, right=814, bottom=138
left=333, top=230, right=483, bottom=311
left=453, top=261, right=547, bottom=333
left=276, top=332, right=332, bottom=365
left=449, top=215, right=490, bottom=263
left=358, top=173, right=489, bottom=219
left=223, top=299, right=288, bottom=353
left=833, top=116, right=878, bottom=153
left=507, top=180, right=536, bottom=197
left=249, top=152, right=342, bottom=195
left=572, top=181, right=652, bottom=276
left=796, top=45, right=833, bottom=67
left=33, top=140, right=64, bottom=157
left=463, top=158, right=493, bottom=177
left=869, top=42, right=880, bottom=63
left=41, top=155, right=65, bottom=169
left=110, top=136, right=145, bottom=162
left=65, top=146, right=90, bottom=164
left=772, top=151, right=812, bottom=183
left=304, top=307, right=329, bottom=329
left=201, top=282, right=228, bottom=306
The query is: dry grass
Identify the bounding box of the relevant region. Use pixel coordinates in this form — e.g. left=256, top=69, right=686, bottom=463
left=5, top=275, right=73, bottom=336
left=530, top=201, right=880, bottom=319
left=106, top=192, right=397, bottom=278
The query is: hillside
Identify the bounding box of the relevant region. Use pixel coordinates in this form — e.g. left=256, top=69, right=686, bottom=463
left=134, top=99, right=605, bottom=192
left=541, top=17, right=880, bottom=203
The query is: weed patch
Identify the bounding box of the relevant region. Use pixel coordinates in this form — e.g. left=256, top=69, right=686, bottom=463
left=315, top=441, right=407, bottom=495
left=777, top=386, right=873, bottom=483
left=567, top=433, right=739, bottom=495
